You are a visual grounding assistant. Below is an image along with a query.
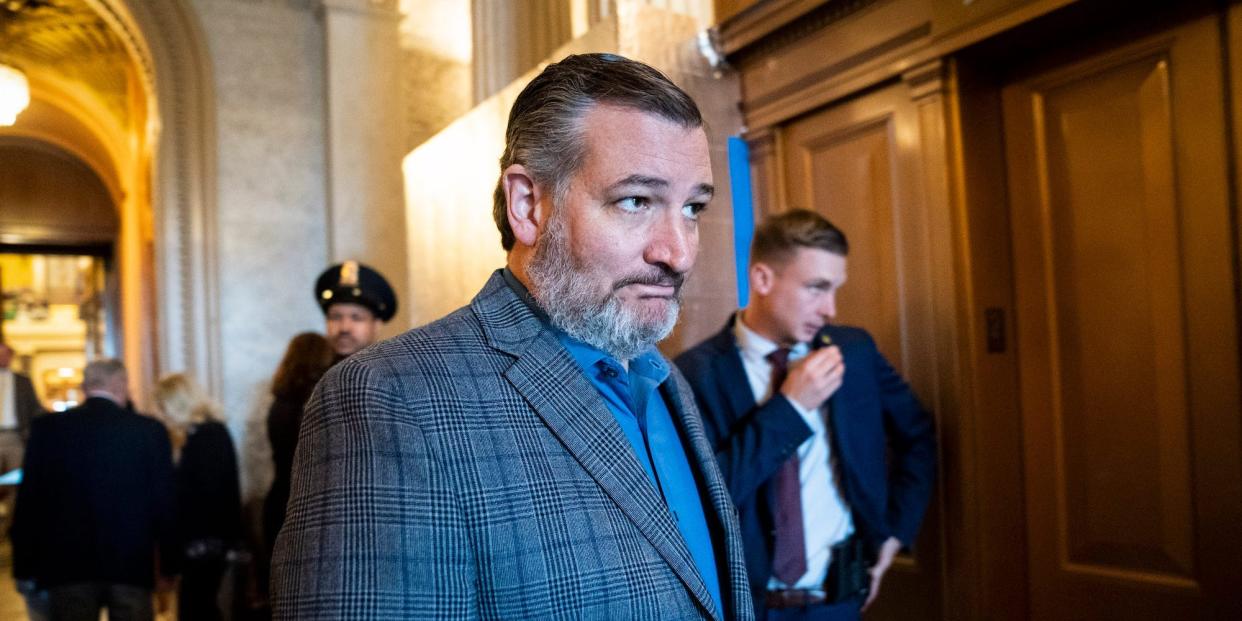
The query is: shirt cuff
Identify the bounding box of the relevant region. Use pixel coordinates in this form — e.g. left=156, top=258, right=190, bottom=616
left=785, top=394, right=822, bottom=426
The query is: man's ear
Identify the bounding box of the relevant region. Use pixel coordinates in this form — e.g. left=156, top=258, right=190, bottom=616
left=503, top=164, right=545, bottom=248
left=750, top=262, right=775, bottom=296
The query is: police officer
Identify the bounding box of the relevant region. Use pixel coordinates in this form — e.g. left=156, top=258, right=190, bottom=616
left=314, top=260, right=398, bottom=360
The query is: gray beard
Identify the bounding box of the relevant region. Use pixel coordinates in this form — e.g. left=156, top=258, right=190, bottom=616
left=526, top=213, right=682, bottom=361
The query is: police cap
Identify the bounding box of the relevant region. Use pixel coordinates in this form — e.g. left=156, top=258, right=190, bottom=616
left=314, top=261, right=397, bottom=322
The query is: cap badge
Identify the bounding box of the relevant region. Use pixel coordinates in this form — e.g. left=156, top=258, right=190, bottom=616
left=340, top=260, right=360, bottom=287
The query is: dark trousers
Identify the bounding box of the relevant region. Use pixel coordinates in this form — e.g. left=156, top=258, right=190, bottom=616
left=47, top=582, right=152, bottom=621
left=179, top=557, right=226, bottom=621
left=765, top=598, right=862, bottom=621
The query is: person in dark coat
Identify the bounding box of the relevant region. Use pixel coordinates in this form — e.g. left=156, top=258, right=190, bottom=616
left=155, top=373, right=242, bottom=621
left=262, top=332, right=334, bottom=554
left=11, top=359, right=177, bottom=621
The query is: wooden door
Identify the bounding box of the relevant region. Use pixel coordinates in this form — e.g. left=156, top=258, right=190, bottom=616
left=1002, top=14, right=1242, bottom=620
left=782, top=81, right=943, bottom=620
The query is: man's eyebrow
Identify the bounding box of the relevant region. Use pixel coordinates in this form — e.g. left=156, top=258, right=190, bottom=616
left=604, top=176, right=716, bottom=199
left=605, top=175, right=669, bottom=192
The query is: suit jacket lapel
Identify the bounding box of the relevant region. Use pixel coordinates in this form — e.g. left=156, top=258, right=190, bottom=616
left=715, top=350, right=757, bottom=419
left=709, top=316, right=758, bottom=417
left=661, top=374, right=750, bottom=621
left=473, top=271, right=718, bottom=619
left=822, top=327, right=858, bottom=497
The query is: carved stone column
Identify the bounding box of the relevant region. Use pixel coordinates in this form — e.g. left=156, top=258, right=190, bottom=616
left=320, top=0, right=409, bottom=332
left=471, top=0, right=572, bottom=103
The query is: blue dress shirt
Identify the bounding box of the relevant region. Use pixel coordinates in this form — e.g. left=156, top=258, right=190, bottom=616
left=558, top=335, right=724, bottom=618
left=499, top=268, right=724, bottom=616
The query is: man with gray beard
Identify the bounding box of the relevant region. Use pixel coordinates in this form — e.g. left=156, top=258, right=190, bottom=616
left=272, top=53, right=754, bottom=620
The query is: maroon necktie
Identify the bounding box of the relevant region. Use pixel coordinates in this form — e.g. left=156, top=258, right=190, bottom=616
left=767, top=348, right=807, bottom=584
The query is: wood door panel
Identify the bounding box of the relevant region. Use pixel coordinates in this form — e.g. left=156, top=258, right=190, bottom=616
left=1042, top=55, right=1194, bottom=582
left=788, top=117, right=902, bottom=361
left=1003, top=15, right=1242, bottom=619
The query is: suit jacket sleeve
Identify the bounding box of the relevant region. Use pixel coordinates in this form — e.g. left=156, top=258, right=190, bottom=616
left=869, top=337, right=937, bottom=548
left=217, top=426, right=244, bottom=544
left=176, top=423, right=244, bottom=545
left=149, top=420, right=178, bottom=577
left=675, top=350, right=812, bottom=506
left=10, top=415, right=52, bottom=582
left=270, top=358, right=478, bottom=620
left=15, top=374, right=43, bottom=441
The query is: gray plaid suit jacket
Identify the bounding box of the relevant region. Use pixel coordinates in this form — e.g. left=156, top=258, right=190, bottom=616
left=271, top=270, right=754, bottom=620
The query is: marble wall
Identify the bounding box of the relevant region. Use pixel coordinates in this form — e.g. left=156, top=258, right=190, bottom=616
left=189, top=0, right=329, bottom=499
left=402, top=49, right=472, bottom=149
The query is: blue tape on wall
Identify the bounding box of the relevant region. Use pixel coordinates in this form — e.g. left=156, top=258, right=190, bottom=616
left=727, top=136, right=754, bottom=308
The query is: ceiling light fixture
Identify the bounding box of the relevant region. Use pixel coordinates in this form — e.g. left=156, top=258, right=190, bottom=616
left=0, top=63, right=31, bottom=126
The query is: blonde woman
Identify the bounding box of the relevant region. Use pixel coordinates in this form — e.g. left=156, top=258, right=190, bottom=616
left=154, top=374, right=241, bottom=621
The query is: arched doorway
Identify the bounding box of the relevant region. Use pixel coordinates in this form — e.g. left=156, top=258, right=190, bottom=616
left=0, top=1, right=218, bottom=612
left=0, top=138, right=118, bottom=410
left=0, top=0, right=219, bottom=404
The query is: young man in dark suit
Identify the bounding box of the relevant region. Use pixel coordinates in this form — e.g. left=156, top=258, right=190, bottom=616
left=11, top=359, right=177, bottom=621
left=675, top=209, right=936, bottom=620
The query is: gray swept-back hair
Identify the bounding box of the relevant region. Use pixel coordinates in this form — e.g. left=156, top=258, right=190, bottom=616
left=82, top=358, right=127, bottom=391
left=492, top=53, right=703, bottom=251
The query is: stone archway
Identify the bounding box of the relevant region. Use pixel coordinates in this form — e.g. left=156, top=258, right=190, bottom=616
left=89, top=0, right=221, bottom=398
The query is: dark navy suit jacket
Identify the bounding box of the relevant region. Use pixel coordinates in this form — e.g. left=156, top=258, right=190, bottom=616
left=674, top=317, right=936, bottom=612
left=11, top=396, right=177, bottom=589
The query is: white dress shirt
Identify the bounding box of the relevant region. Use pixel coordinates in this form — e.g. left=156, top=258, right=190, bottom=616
left=734, top=316, right=854, bottom=590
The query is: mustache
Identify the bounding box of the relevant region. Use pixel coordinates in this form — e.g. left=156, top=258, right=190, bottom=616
left=612, top=265, right=685, bottom=293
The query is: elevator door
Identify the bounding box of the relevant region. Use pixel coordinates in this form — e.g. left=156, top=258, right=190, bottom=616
left=1001, top=14, right=1242, bottom=620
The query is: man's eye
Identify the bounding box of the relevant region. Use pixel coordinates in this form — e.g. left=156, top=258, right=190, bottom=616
left=616, top=196, right=649, bottom=212
left=681, top=202, right=707, bottom=220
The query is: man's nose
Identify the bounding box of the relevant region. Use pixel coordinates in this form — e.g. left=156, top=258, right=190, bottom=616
left=820, top=292, right=837, bottom=320
left=645, top=209, right=697, bottom=273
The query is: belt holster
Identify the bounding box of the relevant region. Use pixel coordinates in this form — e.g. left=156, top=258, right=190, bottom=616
left=825, top=534, right=872, bottom=603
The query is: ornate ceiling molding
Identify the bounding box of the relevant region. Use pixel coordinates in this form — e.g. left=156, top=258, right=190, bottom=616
left=0, top=0, right=137, bottom=125
left=724, top=0, right=880, bottom=61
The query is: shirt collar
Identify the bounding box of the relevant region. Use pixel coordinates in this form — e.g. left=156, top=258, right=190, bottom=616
left=501, top=267, right=552, bottom=326
left=734, top=312, right=809, bottom=363
left=85, top=390, right=126, bottom=407
left=559, top=333, right=611, bottom=372
left=558, top=331, right=669, bottom=383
